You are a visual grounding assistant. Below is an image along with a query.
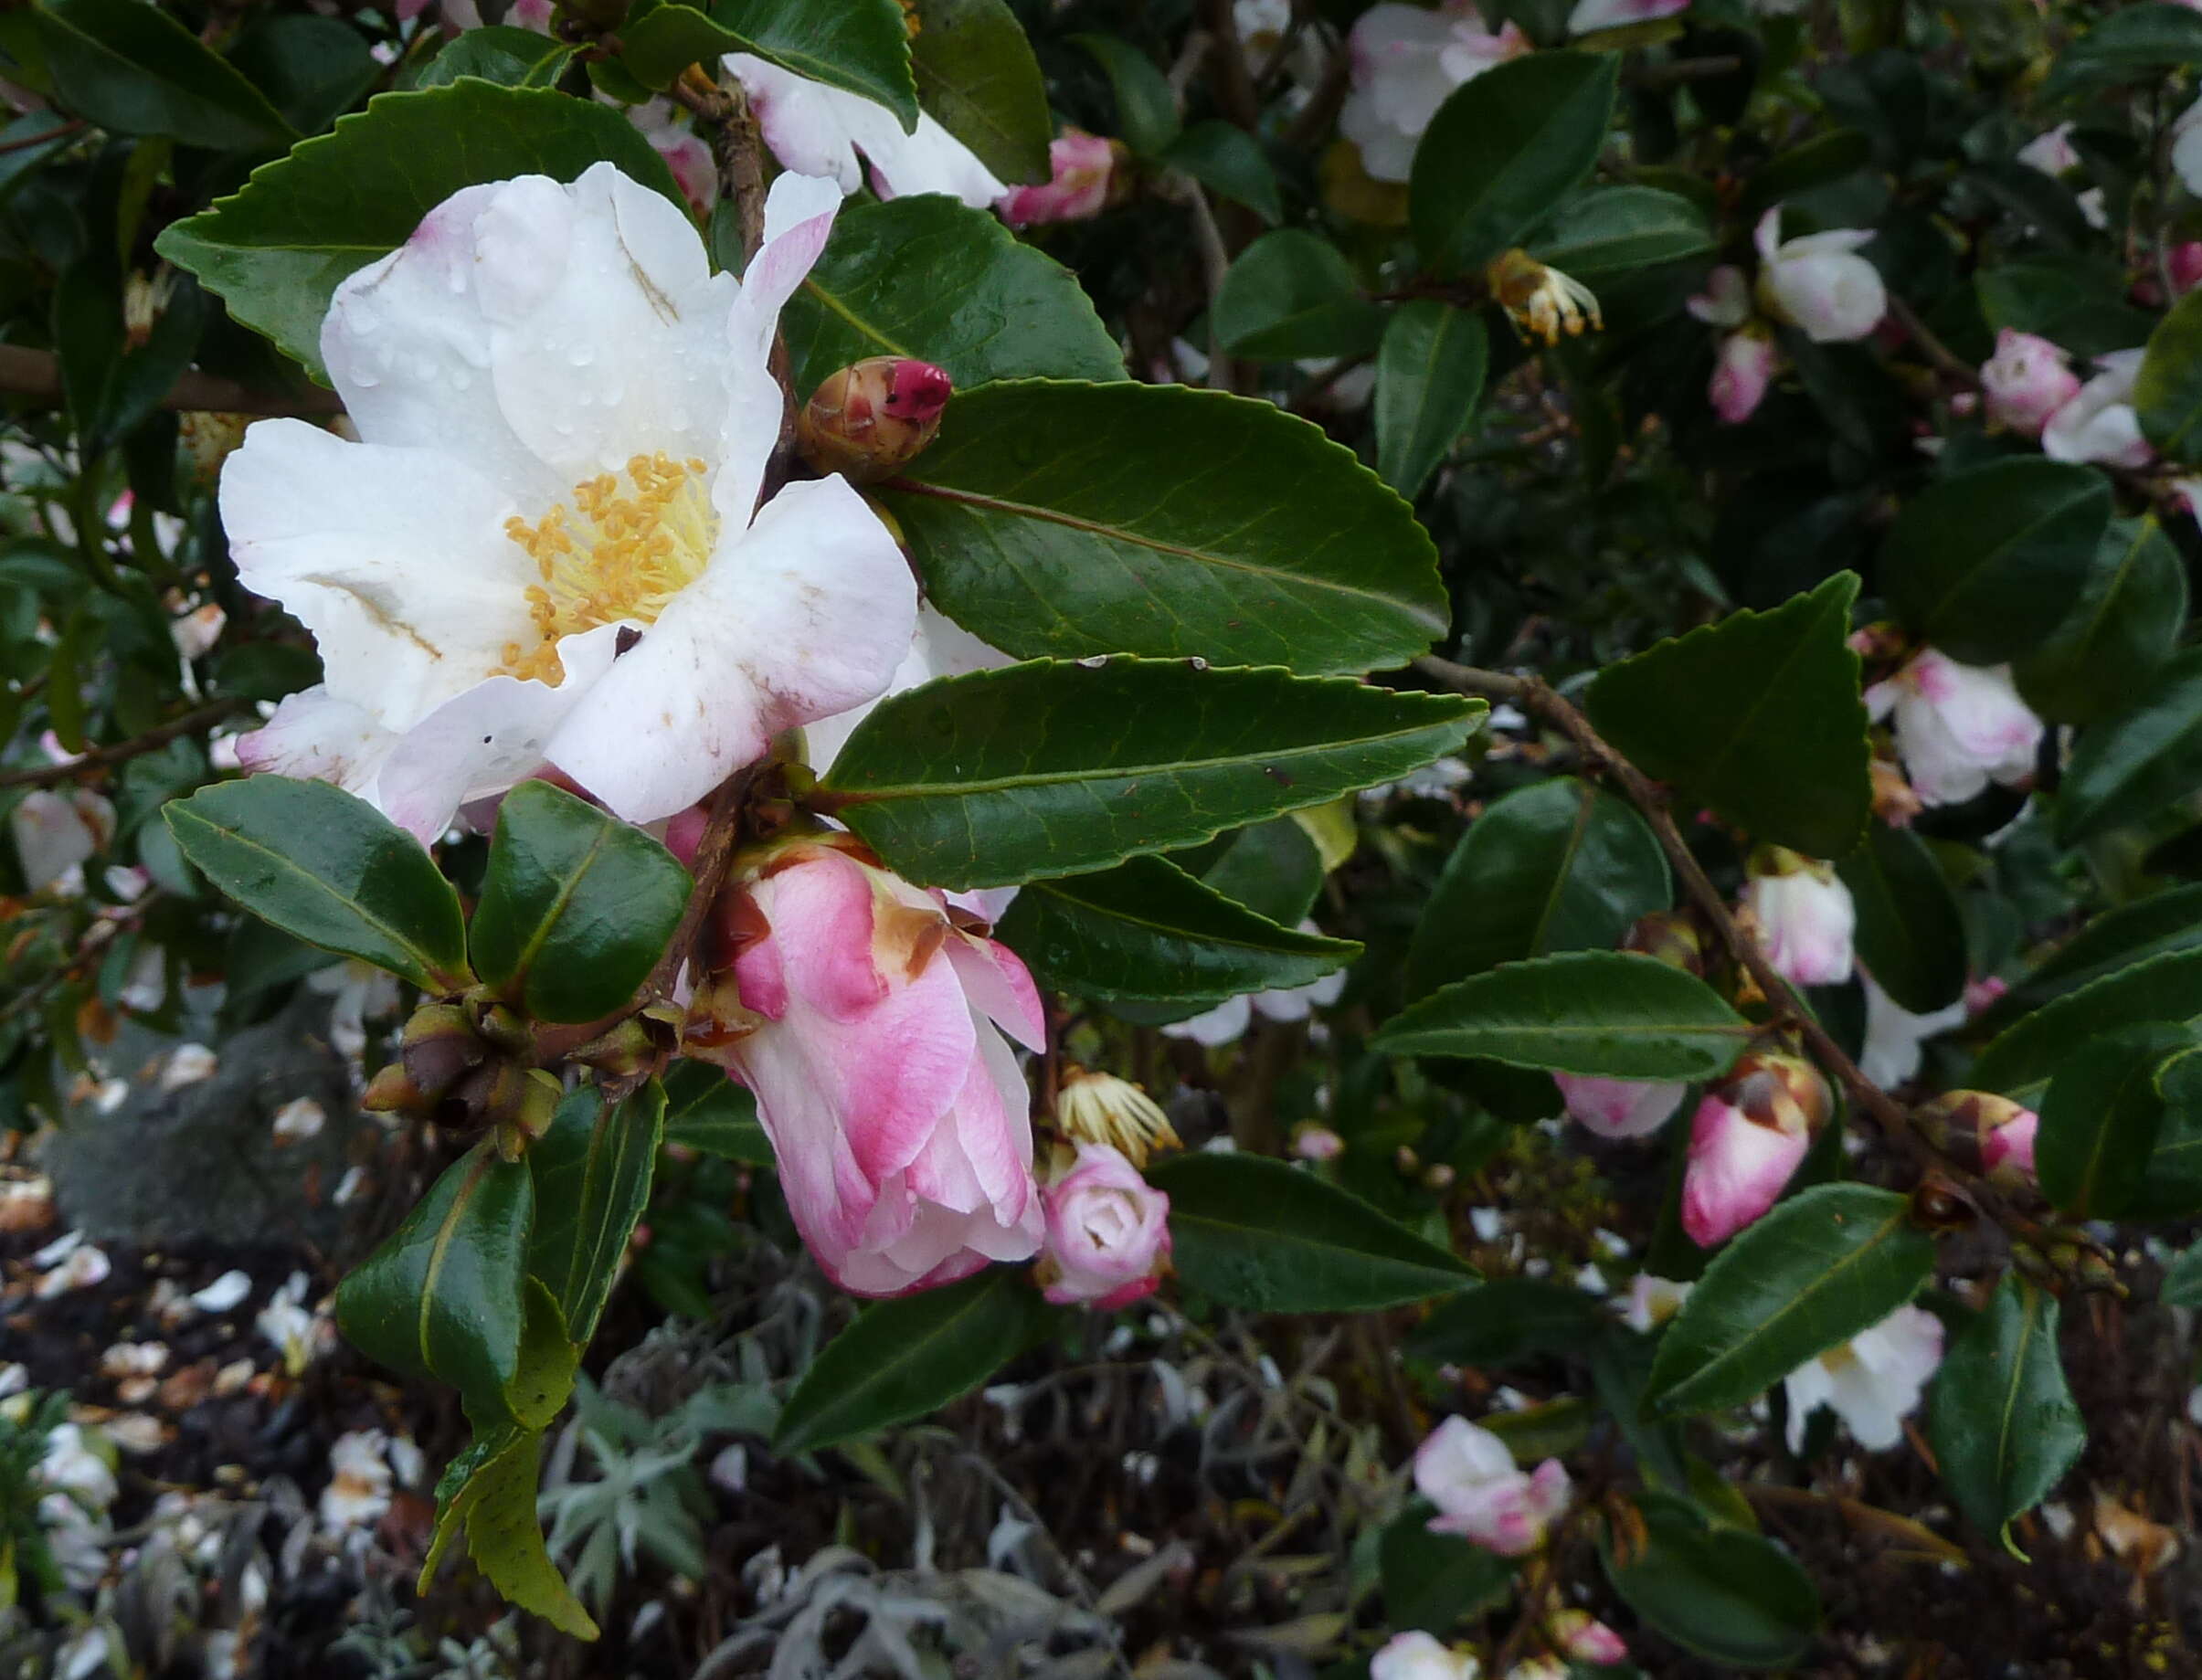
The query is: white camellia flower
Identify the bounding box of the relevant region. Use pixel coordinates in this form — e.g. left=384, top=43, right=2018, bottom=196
left=222, top=165, right=916, bottom=838
left=725, top=54, right=1007, bottom=208
left=2042, top=348, right=2153, bottom=469
left=1339, top=2, right=1530, bottom=185
left=1858, top=975, right=1968, bottom=1090
left=1753, top=206, right=1886, bottom=343
left=2174, top=98, right=2202, bottom=198
left=1782, top=1303, right=1943, bottom=1451
left=1161, top=935, right=1350, bottom=1046
left=1865, top=648, right=2043, bottom=808
left=1741, top=851, right=1856, bottom=988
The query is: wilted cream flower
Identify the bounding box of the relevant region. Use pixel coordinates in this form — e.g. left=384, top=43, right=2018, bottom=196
left=1487, top=249, right=1603, bottom=345
left=1055, top=1068, right=1180, bottom=1167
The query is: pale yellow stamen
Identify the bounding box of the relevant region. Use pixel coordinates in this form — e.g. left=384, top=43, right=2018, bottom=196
left=498, top=452, right=717, bottom=682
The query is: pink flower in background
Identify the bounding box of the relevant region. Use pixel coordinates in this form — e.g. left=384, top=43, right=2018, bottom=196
left=1339, top=2, right=1530, bottom=184
left=1980, top=1103, right=2038, bottom=1184
left=1865, top=649, right=2043, bottom=808
left=628, top=99, right=717, bottom=218
left=725, top=52, right=1006, bottom=208
left=1680, top=1053, right=1827, bottom=1246
left=1710, top=330, right=1778, bottom=422
left=1039, top=1143, right=1171, bottom=1308
left=1551, top=1611, right=1628, bottom=1665
left=713, top=840, right=1044, bottom=1296
left=1754, top=207, right=1886, bottom=343
left=1741, top=851, right=1856, bottom=988
left=997, top=132, right=1120, bottom=227
left=1567, top=0, right=1689, bottom=33
left=2017, top=122, right=2080, bottom=176
left=1294, top=1125, right=1346, bottom=1161
left=1413, top=1416, right=1571, bottom=1555
left=2042, top=349, right=2152, bottom=468
left=1554, top=1073, right=1687, bottom=1139
left=1979, top=330, right=2081, bottom=436
left=1687, top=264, right=1752, bottom=328
left=2171, top=242, right=2202, bottom=296
left=1782, top=1304, right=1943, bottom=1451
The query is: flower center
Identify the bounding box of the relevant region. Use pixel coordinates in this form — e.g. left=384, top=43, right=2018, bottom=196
left=498, top=452, right=718, bottom=682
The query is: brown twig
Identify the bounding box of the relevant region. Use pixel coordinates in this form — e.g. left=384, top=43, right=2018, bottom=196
left=1886, top=294, right=1981, bottom=390
left=0, top=699, right=249, bottom=792
left=0, top=345, right=344, bottom=417
left=648, top=765, right=757, bottom=1001
left=0, top=119, right=82, bottom=156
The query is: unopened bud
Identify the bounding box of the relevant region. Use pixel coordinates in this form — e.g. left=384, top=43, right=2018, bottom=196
left=1055, top=1067, right=1180, bottom=1167
left=569, top=1016, right=661, bottom=1080
left=472, top=1000, right=533, bottom=1058
left=1421, top=1162, right=1456, bottom=1191
left=1621, top=911, right=1707, bottom=977
left=362, top=1062, right=429, bottom=1114
left=1917, top=1089, right=2038, bottom=1187
left=398, top=1002, right=489, bottom=1104
left=795, top=357, right=953, bottom=482
left=1869, top=754, right=1924, bottom=829
left=1680, top=1050, right=1831, bottom=1247
left=1487, top=249, right=1602, bottom=346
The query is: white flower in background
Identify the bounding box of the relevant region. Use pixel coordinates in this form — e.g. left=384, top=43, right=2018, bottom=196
left=307, top=958, right=403, bottom=1062
left=1339, top=2, right=1530, bottom=185
left=1618, top=1273, right=1691, bottom=1333
left=1858, top=975, right=1968, bottom=1089
left=1567, top=0, right=1689, bottom=34
left=2042, top=349, right=2153, bottom=469
left=34, top=1425, right=120, bottom=1590
left=2018, top=122, right=2080, bottom=176
left=271, top=1096, right=327, bottom=1144
left=190, top=1269, right=253, bottom=1314
left=1741, top=850, right=1855, bottom=987
left=1754, top=207, right=1886, bottom=343
left=1865, top=648, right=2043, bottom=808
left=38, top=1423, right=118, bottom=1510
left=320, top=1429, right=395, bottom=1533
left=625, top=97, right=717, bottom=218
left=257, top=1272, right=334, bottom=1375
left=1782, top=1303, right=1943, bottom=1451
left=171, top=600, right=226, bottom=661
left=35, top=1240, right=111, bottom=1297
left=725, top=54, right=1007, bottom=208
left=1553, top=1073, right=1687, bottom=1139
left=1161, top=937, right=1349, bottom=1046
left=2174, top=99, right=2202, bottom=197
left=0, top=1363, right=26, bottom=1398
left=1687, top=263, right=1752, bottom=328
left=160, top=1042, right=219, bottom=1092
left=223, top=165, right=916, bottom=838
left=9, top=788, right=114, bottom=893
left=1371, top=1631, right=1482, bottom=1680
left=117, top=946, right=166, bottom=1014
left=1413, top=1415, right=1571, bottom=1554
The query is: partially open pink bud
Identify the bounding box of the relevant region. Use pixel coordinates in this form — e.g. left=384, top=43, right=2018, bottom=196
left=1921, top=1090, right=2038, bottom=1187
left=1710, top=328, right=1777, bottom=423
left=1979, top=330, right=2081, bottom=437
left=1554, top=1073, right=1687, bottom=1140
left=1293, top=1124, right=1345, bottom=1161
left=795, top=356, right=954, bottom=482
left=1413, top=1416, right=1571, bottom=1556
left=1741, top=848, right=1855, bottom=988
left=1038, top=1143, right=1171, bottom=1309
left=1981, top=1105, right=2038, bottom=1184
left=996, top=131, right=1125, bottom=227
left=1551, top=1610, right=1629, bottom=1665
left=2173, top=242, right=2202, bottom=297
left=1681, top=1051, right=1830, bottom=1247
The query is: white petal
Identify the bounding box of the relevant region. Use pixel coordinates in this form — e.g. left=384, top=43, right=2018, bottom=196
left=803, top=603, right=1007, bottom=772
left=547, top=474, right=915, bottom=821
left=235, top=687, right=398, bottom=802
left=726, top=54, right=867, bottom=192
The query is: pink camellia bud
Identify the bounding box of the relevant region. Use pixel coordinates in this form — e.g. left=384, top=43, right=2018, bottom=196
left=1980, top=1105, right=2038, bottom=1184
left=1681, top=1051, right=1831, bottom=1247
left=1710, top=329, right=1778, bottom=423
left=695, top=836, right=1045, bottom=1296
left=996, top=131, right=1125, bottom=227
left=1553, top=1073, right=1687, bottom=1140
left=1412, top=1415, right=1572, bottom=1556
left=795, top=356, right=954, bottom=482
left=1979, top=329, right=2081, bottom=437
left=1920, top=1090, right=2038, bottom=1187
left=1740, top=847, right=1856, bottom=988
left=1754, top=206, right=1887, bottom=343
left=1551, top=1610, right=1629, bottom=1665
left=1036, top=1143, right=1172, bottom=1309
left=2171, top=242, right=2202, bottom=296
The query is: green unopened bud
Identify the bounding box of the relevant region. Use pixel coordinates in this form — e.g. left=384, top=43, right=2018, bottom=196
left=398, top=1002, right=488, bottom=1105
left=569, top=1016, right=661, bottom=1080
left=362, top=1061, right=429, bottom=1115
left=1622, top=911, right=1707, bottom=977
left=473, top=1001, right=534, bottom=1058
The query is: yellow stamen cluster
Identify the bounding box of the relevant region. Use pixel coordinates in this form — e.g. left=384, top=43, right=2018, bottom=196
left=499, top=452, right=717, bottom=682
left=1055, top=1068, right=1181, bottom=1168
left=1487, top=248, right=1604, bottom=347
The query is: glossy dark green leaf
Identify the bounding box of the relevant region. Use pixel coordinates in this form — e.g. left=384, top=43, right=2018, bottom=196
left=526, top=1082, right=664, bottom=1346
left=1976, top=259, right=2154, bottom=359
left=2137, top=1051, right=2202, bottom=1218
left=2035, top=1024, right=2187, bottom=1218
left=997, top=854, right=1359, bottom=1003
left=2161, top=1237, right=2202, bottom=1305
left=907, top=0, right=1050, bottom=183
left=1407, top=1277, right=1614, bottom=1367
left=416, top=25, right=576, bottom=90
left=469, top=780, right=691, bottom=1024
left=1996, top=883, right=2202, bottom=1020
left=1410, top=51, right=1618, bottom=274
left=228, top=15, right=378, bottom=132
left=881, top=380, right=1445, bottom=673
left=1381, top=1511, right=1518, bottom=1633
left=619, top=0, right=916, bottom=121
left=1742, top=130, right=1873, bottom=213
left=2137, top=286, right=2202, bottom=460
left=825, top=659, right=1480, bottom=889
left=1376, top=951, right=1752, bottom=1079
left=334, top=1141, right=534, bottom=1421
left=1407, top=778, right=1669, bottom=998
left=1212, top=230, right=1382, bottom=360
left=1646, top=1185, right=1937, bottom=1417
left=1375, top=301, right=1488, bottom=499
left=156, top=82, right=683, bottom=379
left=1585, top=572, right=1870, bottom=859
left=783, top=195, right=1123, bottom=394
left=2058, top=649, right=2202, bottom=845
left=2015, top=517, right=2189, bottom=724
left=1927, top=1275, right=2082, bottom=1551
left=1881, top=459, right=2112, bottom=665
left=1975, top=946, right=2202, bottom=1101
left=1163, top=120, right=1282, bottom=222
left=1525, top=185, right=1715, bottom=277
left=1600, top=1492, right=1819, bottom=1668
left=2042, top=3, right=2202, bottom=95
left=1836, top=822, right=1965, bottom=1014
left=505, top=1280, right=579, bottom=1430
left=420, top=1425, right=597, bottom=1638
left=164, top=777, right=469, bottom=991
left=773, top=1266, right=1052, bottom=1453
left=661, top=1060, right=771, bottom=1163
left=1201, top=817, right=1325, bottom=925
left=1149, top=1151, right=1474, bottom=1311
left=32, top=0, right=294, bottom=149
left=1071, top=32, right=1179, bottom=156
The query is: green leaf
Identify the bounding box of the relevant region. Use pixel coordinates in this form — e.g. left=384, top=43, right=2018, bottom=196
left=908, top=0, right=1050, bottom=184
left=880, top=380, right=1445, bottom=673
left=1071, top=32, right=1179, bottom=156
left=1645, top=1185, right=1937, bottom=1418
left=505, top=1280, right=580, bottom=1430
left=1927, top=1276, right=2083, bottom=1552
left=526, top=1083, right=665, bottom=1347
left=2042, top=3, right=2202, bottom=96
left=469, top=780, right=692, bottom=1024
left=2137, top=286, right=2202, bottom=460
left=782, top=196, right=1123, bottom=395
left=2162, top=1238, right=2202, bottom=1305
left=660, top=1061, right=772, bottom=1164
left=1148, top=1152, right=1474, bottom=1312
left=415, top=25, right=576, bottom=90
left=422, top=1426, right=598, bottom=1639
left=1406, top=778, right=1669, bottom=999
left=1525, top=185, right=1715, bottom=278
left=1410, top=51, right=1619, bottom=275
left=620, top=0, right=916, bottom=122
left=2015, top=516, right=2190, bottom=724
left=1374, top=301, right=1489, bottom=499
left=1995, top=883, right=2202, bottom=1020
left=1880, top=459, right=2112, bottom=665
left=1600, top=1492, right=1819, bottom=1668
left=1407, top=1277, right=1614, bottom=1367
left=228, top=15, right=379, bottom=133
left=334, top=1141, right=534, bottom=1421
left=2057, top=649, right=2202, bottom=845
left=1381, top=1512, right=1519, bottom=1633
left=823, top=658, right=1481, bottom=889
left=31, top=0, right=295, bottom=150
left=997, top=855, right=1360, bottom=1003
left=163, top=777, right=470, bottom=992
left=1974, top=947, right=2202, bottom=1101
left=2139, top=1051, right=2202, bottom=1218
left=1163, top=120, right=1282, bottom=222
left=1836, top=822, right=1965, bottom=1015
left=155, top=82, right=685, bottom=380
left=1375, top=951, right=1752, bottom=1080
left=1585, top=572, right=1870, bottom=859
left=773, top=1266, right=1052, bottom=1454
left=2034, top=1024, right=2187, bottom=1219
left=1212, top=230, right=1382, bottom=360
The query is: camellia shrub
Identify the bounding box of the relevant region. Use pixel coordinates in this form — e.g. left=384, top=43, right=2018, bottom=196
left=9, top=0, right=2202, bottom=1667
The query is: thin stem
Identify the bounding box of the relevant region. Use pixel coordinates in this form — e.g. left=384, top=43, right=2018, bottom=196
left=0, top=119, right=82, bottom=156
left=0, top=699, right=251, bottom=791
left=1885, top=294, right=1980, bottom=390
